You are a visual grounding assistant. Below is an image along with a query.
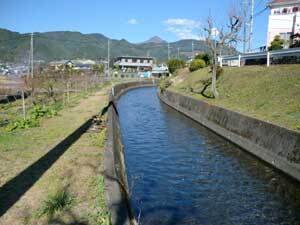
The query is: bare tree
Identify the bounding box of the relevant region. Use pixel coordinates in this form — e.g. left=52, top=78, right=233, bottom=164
left=204, top=11, right=242, bottom=98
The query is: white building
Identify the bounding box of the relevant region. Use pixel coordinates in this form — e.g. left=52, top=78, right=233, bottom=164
left=114, top=56, right=154, bottom=73
left=151, top=64, right=169, bottom=78
left=267, top=0, right=300, bottom=47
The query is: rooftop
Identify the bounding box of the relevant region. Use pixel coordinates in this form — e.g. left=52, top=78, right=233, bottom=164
left=116, top=56, right=154, bottom=60
left=269, top=0, right=300, bottom=7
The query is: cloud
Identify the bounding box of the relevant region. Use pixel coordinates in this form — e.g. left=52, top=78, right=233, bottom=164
left=163, top=18, right=203, bottom=40
left=128, top=18, right=139, bottom=25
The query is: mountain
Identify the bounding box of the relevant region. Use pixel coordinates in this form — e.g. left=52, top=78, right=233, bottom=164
left=143, top=36, right=167, bottom=44
left=0, top=28, right=236, bottom=63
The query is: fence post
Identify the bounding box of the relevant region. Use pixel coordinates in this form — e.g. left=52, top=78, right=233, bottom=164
left=112, top=86, right=115, bottom=96
left=238, top=55, right=241, bottom=67
left=267, top=52, right=270, bottom=67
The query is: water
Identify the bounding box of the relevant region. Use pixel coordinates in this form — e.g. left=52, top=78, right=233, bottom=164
left=117, top=87, right=300, bottom=225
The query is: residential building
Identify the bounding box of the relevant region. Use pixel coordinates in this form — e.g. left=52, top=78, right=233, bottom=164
left=48, top=59, right=97, bottom=71
left=114, top=56, right=154, bottom=73
left=151, top=64, right=170, bottom=78
left=267, top=0, right=300, bottom=47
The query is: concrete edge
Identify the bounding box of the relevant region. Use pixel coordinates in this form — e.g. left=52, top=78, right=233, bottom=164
left=104, top=80, right=156, bottom=225
left=158, top=89, right=300, bottom=182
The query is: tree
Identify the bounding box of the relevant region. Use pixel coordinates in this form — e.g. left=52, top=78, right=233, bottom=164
left=195, top=53, right=211, bottom=65
left=93, top=64, right=105, bottom=75
left=189, top=59, right=206, bottom=72
left=167, top=58, right=185, bottom=74
left=204, top=12, right=242, bottom=98
left=268, top=35, right=284, bottom=51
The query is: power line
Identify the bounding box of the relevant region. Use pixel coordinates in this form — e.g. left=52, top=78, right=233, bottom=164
left=254, top=6, right=268, bottom=17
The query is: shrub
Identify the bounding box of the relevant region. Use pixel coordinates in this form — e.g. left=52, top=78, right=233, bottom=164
left=195, top=53, right=211, bottom=65
left=268, top=35, right=284, bottom=51
left=5, top=105, right=59, bottom=132
left=5, top=118, right=39, bottom=132
left=159, top=78, right=172, bottom=93
left=167, top=59, right=186, bottom=74
left=39, top=189, right=74, bottom=218
left=189, top=59, right=206, bottom=72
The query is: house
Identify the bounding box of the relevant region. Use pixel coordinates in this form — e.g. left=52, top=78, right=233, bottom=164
left=151, top=64, right=170, bottom=78
left=72, top=59, right=96, bottom=71
left=48, top=60, right=68, bottom=71
left=114, top=56, right=154, bottom=73
left=48, top=59, right=96, bottom=71
left=267, top=0, right=300, bottom=47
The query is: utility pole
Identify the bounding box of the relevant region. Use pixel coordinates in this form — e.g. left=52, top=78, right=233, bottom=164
left=192, top=41, right=195, bottom=58
left=248, top=0, right=255, bottom=52
left=243, top=0, right=248, bottom=53
left=107, top=39, right=110, bottom=77
left=177, top=47, right=180, bottom=59
left=168, top=42, right=170, bottom=60
left=30, top=32, right=34, bottom=78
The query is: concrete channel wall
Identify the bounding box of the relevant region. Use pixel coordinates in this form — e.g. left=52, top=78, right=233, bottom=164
left=158, top=90, right=300, bottom=182
left=104, top=80, right=156, bottom=225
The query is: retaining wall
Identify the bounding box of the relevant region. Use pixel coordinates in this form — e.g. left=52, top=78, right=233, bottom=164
left=158, top=90, right=300, bottom=182
left=104, top=80, right=156, bottom=225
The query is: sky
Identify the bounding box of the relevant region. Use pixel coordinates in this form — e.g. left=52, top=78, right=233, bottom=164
left=0, top=0, right=270, bottom=50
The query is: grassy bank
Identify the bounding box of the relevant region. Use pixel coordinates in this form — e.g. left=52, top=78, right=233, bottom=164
left=0, top=86, right=110, bottom=224
left=169, top=65, right=300, bottom=131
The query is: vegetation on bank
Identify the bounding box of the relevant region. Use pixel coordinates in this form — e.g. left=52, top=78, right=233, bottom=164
left=167, top=65, right=300, bottom=131
left=0, top=85, right=110, bottom=224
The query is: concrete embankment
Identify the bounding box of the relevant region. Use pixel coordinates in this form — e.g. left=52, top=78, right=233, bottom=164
left=158, top=90, right=300, bottom=182
left=104, top=80, right=156, bottom=225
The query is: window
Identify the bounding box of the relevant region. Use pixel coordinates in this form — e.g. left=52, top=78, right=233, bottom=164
left=293, top=7, right=299, bottom=13
left=282, top=8, right=288, bottom=14
left=280, top=32, right=292, bottom=40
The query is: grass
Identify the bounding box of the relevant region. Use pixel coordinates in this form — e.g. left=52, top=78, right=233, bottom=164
left=169, top=65, right=300, bottom=131
left=39, top=188, right=75, bottom=218
left=0, top=85, right=110, bottom=224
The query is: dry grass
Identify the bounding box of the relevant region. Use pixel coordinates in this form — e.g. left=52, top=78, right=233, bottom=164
left=0, top=87, right=110, bottom=224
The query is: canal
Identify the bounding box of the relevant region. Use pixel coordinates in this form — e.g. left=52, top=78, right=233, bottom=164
left=117, top=87, right=300, bottom=225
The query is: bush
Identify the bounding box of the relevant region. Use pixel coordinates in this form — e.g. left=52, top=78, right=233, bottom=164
left=269, top=35, right=284, bottom=51
left=167, top=59, right=186, bottom=74
left=189, top=59, right=206, bottom=72
left=5, top=105, right=59, bottom=132
left=195, top=53, right=211, bottom=65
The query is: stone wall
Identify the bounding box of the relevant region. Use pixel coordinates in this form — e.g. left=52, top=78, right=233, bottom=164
left=104, top=80, right=156, bottom=225
left=159, top=90, right=300, bottom=182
